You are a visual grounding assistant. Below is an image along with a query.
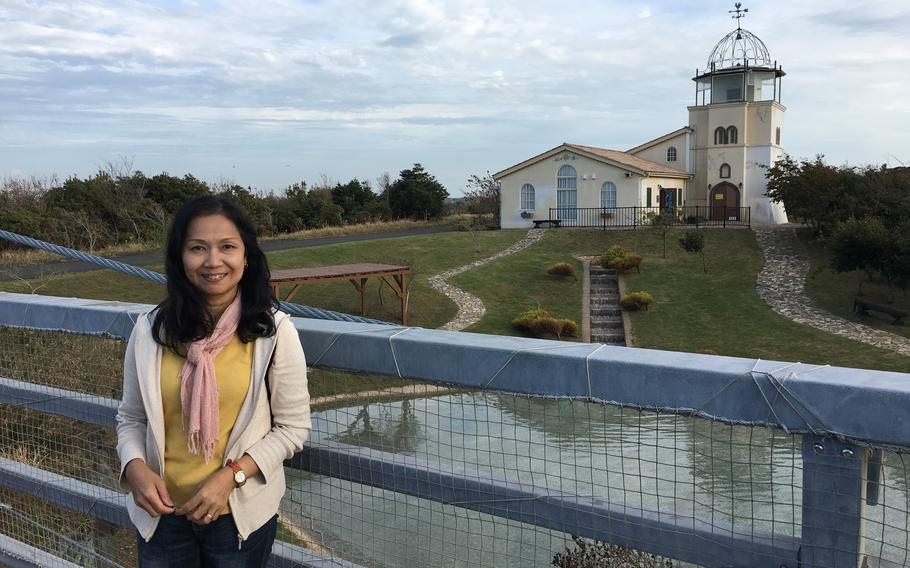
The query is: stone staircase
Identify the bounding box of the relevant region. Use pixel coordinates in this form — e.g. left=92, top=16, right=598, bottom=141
left=589, top=265, right=626, bottom=345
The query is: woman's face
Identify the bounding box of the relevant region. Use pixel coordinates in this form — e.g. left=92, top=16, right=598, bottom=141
left=182, top=213, right=246, bottom=306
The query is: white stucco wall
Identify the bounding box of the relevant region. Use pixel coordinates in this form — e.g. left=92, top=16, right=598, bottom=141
left=745, top=145, right=788, bottom=224
left=498, top=151, right=646, bottom=229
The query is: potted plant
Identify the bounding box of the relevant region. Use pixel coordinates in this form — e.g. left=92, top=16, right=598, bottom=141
left=520, top=210, right=534, bottom=219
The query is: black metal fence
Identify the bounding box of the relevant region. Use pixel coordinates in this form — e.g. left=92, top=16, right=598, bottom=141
left=546, top=206, right=751, bottom=228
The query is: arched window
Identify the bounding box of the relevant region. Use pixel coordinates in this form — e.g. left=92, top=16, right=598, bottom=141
left=557, top=165, right=577, bottom=189
left=727, top=126, right=738, bottom=144
left=776, top=127, right=781, bottom=145
left=719, top=163, right=731, bottom=178
left=600, top=181, right=617, bottom=209
left=520, top=183, right=535, bottom=210
left=666, top=146, right=677, bottom=162
left=714, top=127, right=727, bottom=145
left=556, top=165, right=577, bottom=220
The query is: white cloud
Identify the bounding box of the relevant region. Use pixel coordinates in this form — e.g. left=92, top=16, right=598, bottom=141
left=0, top=0, right=908, bottom=191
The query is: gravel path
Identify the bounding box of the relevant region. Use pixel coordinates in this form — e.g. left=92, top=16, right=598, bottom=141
left=753, top=225, right=910, bottom=357
left=429, top=229, right=546, bottom=331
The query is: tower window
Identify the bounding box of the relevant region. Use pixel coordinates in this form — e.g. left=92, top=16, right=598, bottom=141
left=714, top=127, right=727, bottom=145
left=719, top=163, right=731, bottom=179
left=776, top=127, right=781, bottom=145
left=727, top=126, right=738, bottom=144
left=667, top=146, right=677, bottom=162
left=520, top=183, right=535, bottom=210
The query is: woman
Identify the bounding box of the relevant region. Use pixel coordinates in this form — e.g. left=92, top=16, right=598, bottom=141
left=116, top=195, right=311, bottom=567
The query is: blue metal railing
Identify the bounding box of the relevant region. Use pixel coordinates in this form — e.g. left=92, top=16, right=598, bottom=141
left=0, top=293, right=908, bottom=567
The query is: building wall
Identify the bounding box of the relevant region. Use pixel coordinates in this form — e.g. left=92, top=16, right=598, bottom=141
left=744, top=101, right=786, bottom=147
left=629, top=133, right=688, bottom=170
left=497, top=150, right=687, bottom=228
left=745, top=145, right=788, bottom=223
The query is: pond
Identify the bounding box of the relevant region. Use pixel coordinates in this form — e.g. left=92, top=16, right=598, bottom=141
left=280, top=392, right=907, bottom=567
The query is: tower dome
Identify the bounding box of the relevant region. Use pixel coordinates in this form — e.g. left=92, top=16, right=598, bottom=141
left=706, top=27, right=772, bottom=71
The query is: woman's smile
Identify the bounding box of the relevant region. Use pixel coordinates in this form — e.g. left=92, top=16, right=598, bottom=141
left=182, top=213, right=246, bottom=308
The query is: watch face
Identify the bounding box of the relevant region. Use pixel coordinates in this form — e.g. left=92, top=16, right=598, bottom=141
left=235, top=471, right=246, bottom=484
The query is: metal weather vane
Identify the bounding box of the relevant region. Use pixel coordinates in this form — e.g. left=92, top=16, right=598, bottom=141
left=729, top=2, right=748, bottom=36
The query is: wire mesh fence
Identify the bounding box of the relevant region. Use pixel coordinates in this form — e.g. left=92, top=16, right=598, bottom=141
left=0, top=320, right=909, bottom=567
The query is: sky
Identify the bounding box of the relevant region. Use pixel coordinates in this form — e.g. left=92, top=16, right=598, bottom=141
left=1, top=0, right=908, bottom=196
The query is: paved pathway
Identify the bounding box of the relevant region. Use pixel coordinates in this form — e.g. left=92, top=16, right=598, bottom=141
left=753, top=225, right=910, bottom=357
left=429, top=229, right=546, bottom=331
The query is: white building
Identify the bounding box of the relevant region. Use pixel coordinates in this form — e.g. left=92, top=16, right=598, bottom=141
left=495, top=8, right=788, bottom=228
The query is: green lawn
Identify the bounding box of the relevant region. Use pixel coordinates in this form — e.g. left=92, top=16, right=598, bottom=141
left=3, top=226, right=908, bottom=373
left=452, top=227, right=910, bottom=373
left=800, top=229, right=910, bottom=340
left=0, top=230, right=525, bottom=329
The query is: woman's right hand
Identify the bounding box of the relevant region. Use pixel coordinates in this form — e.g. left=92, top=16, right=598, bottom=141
left=124, top=459, right=175, bottom=517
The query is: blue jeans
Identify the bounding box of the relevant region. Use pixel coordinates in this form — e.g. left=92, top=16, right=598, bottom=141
left=137, top=513, right=277, bottom=568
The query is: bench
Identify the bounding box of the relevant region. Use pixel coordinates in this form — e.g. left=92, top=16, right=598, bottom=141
left=532, top=219, right=562, bottom=228
left=854, top=298, right=907, bottom=325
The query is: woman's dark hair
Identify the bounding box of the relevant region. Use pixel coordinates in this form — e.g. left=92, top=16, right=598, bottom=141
left=153, top=195, right=275, bottom=351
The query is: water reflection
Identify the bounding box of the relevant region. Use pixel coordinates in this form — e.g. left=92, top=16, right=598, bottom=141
left=285, top=392, right=904, bottom=567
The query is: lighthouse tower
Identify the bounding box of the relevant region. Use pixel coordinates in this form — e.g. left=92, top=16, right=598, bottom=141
left=688, top=4, right=788, bottom=224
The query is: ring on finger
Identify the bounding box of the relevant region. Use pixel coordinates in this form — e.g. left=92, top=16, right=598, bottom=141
left=205, top=513, right=214, bottom=520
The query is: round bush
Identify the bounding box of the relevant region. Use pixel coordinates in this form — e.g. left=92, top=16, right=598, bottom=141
left=619, top=291, right=654, bottom=311
left=546, top=261, right=576, bottom=278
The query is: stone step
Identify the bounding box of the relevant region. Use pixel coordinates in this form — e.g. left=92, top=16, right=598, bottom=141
left=590, top=294, right=619, bottom=302
left=591, top=284, right=620, bottom=293
left=589, top=275, right=618, bottom=283
left=591, top=320, right=624, bottom=330
left=591, top=334, right=626, bottom=345
left=589, top=267, right=618, bottom=276
left=591, top=307, right=621, bottom=317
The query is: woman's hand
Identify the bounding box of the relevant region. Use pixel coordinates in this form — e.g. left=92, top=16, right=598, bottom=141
left=124, top=459, right=175, bottom=517
left=174, top=467, right=234, bottom=524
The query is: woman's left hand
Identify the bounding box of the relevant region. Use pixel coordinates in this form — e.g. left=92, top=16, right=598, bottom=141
left=174, top=467, right=234, bottom=524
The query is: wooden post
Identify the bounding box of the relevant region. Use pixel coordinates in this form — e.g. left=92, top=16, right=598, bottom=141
left=800, top=435, right=864, bottom=567
left=398, top=272, right=409, bottom=325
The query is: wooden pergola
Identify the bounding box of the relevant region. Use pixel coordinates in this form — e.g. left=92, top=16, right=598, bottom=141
left=269, top=263, right=411, bottom=324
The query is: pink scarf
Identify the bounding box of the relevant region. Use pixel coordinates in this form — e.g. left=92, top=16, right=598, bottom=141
left=180, top=292, right=242, bottom=463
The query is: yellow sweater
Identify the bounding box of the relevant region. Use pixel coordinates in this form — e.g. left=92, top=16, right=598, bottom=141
left=160, top=336, right=252, bottom=510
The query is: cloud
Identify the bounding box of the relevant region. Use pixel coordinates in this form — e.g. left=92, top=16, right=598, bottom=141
left=0, top=0, right=907, bottom=191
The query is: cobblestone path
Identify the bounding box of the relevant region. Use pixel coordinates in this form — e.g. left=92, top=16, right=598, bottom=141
left=753, top=225, right=910, bottom=358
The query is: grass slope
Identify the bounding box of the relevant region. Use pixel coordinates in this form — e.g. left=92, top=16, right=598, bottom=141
left=0, top=230, right=525, bottom=330
left=452, top=228, right=910, bottom=373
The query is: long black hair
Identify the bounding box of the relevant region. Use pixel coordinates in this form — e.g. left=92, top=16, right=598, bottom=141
left=153, top=195, right=275, bottom=352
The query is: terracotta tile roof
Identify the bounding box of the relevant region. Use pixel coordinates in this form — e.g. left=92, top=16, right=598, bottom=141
left=565, top=144, right=689, bottom=178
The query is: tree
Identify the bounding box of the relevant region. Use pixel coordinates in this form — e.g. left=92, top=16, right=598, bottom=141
left=678, top=230, right=707, bottom=273
left=331, top=179, right=376, bottom=223
left=648, top=211, right=677, bottom=258
left=463, top=172, right=500, bottom=228
left=387, top=164, right=449, bottom=219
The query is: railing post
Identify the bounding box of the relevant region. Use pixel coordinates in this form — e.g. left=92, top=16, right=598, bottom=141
left=800, top=435, right=864, bottom=568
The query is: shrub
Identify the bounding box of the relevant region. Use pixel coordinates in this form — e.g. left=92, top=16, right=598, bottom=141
left=678, top=230, right=705, bottom=253
left=530, top=317, right=562, bottom=337
left=512, top=308, right=578, bottom=339
left=600, top=245, right=643, bottom=273
left=619, top=291, right=654, bottom=311
left=546, top=261, right=576, bottom=278
left=558, top=319, right=579, bottom=337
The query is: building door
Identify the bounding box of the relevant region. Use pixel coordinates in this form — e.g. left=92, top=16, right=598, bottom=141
left=557, top=189, right=577, bottom=221
left=659, top=188, right=677, bottom=214
left=710, top=182, right=740, bottom=221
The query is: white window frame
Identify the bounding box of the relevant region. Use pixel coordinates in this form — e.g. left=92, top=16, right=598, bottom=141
left=520, top=183, right=535, bottom=210
left=600, top=181, right=617, bottom=209
left=556, top=166, right=577, bottom=220
left=666, top=146, right=677, bottom=162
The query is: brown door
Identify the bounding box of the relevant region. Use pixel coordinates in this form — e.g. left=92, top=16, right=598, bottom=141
left=710, top=183, right=740, bottom=221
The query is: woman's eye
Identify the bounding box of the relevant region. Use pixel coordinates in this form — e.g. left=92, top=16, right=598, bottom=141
left=190, top=245, right=205, bottom=252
